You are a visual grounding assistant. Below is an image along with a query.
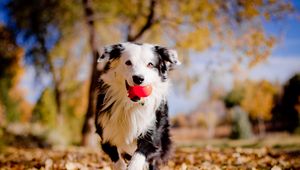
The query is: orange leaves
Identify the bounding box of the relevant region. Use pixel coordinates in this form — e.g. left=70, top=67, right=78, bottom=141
left=233, top=29, right=276, bottom=67
left=237, top=0, right=263, bottom=20
left=1, top=146, right=299, bottom=169
left=177, top=27, right=212, bottom=52
left=0, top=25, right=27, bottom=122
left=226, top=80, right=279, bottom=121
left=241, top=80, right=279, bottom=120
left=0, top=25, right=24, bottom=83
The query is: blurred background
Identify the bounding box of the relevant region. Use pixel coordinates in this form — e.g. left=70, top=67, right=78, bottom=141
left=0, top=0, right=300, bottom=148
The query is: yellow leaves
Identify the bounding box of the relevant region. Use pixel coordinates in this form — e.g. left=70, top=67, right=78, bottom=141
left=0, top=25, right=28, bottom=122
left=177, top=27, right=212, bottom=51
left=140, top=24, right=164, bottom=44
left=234, top=29, right=276, bottom=67
left=241, top=80, right=279, bottom=120
left=90, top=0, right=291, bottom=70
left=0, top=25, right=25, bottom=84
left=237, top=0, right=263, bottom=20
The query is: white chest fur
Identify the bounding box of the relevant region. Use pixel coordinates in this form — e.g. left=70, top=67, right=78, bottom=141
left=100, top=100, right=156, bottom=152
left=98, top=83, right=168, bottom=154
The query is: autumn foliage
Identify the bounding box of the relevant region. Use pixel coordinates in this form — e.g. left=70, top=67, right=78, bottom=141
left=0, top=24, right=32, bottom=123
left=0, top=0, right=298, bottom=146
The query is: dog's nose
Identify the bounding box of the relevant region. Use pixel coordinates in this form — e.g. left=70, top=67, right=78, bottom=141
left=132, top=75, right=144, bottom=85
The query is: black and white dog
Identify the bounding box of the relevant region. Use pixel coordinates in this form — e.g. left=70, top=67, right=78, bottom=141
left=95, top=42, right=180, bottom=170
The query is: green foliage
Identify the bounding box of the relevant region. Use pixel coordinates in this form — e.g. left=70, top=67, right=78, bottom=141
left=0, top=81, right=20, bottom=122
left=230, top=106, right=253, bottom=139
left=32, top=88, right=57, bottom=127
left=224, top=80, right=279, bottom=121
left=224, top=85, right=245, bottom=108
left=31, top=86, right=86, bottom=145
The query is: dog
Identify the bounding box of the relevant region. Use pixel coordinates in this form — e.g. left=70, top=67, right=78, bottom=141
left=95, top=42, right=180, bottom=170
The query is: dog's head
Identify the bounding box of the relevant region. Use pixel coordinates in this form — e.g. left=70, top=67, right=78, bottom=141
left=98, top=42, right=180, bottom=101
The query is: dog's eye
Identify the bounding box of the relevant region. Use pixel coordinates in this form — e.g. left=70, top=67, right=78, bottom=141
left=125, top=60, right=132, bottom=66
left=147, top=62, right=154, bottom=68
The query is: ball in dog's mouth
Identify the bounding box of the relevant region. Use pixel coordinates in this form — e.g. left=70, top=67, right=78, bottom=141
left=126, top=81, right=152, bottom=102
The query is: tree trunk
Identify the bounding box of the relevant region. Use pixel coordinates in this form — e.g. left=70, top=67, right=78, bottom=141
left=81, top=0, right=100, bottom=146
left=49, top=60, right=62, bottom=116
left=127, top=0, right=157, bottom=42
left=258, top=117, right=266, bottom=138
left=39, top=37, right=62, bottom=116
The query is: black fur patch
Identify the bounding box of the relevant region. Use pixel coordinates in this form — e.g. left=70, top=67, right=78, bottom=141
left=101, top=142, right=119, bottom=162
left=99, top=43, right=125, bottom=62
left=155, top=101, right=172, bottom=163
left=108, top=44, right=125, bottom=60
left=154, top=46, right=173, bottom=63
left=121, top=153, right=132, bottom=161
left=153, top=46, right=171, bottom=81
left=95, top=80, right=110, bottom=138
left=102, top=62, right=111, bottom=73
left=136, top=100, right=172, bottom=168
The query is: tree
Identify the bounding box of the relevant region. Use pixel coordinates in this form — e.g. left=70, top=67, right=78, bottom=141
left=272, top=73, right=300, bottom=132
left=241, top=80, right=278, bottom=121
left=6, top=0, right=93, bottom=145
left=80, top=0, right=101, bottom=146
left=32, top=88, right=57, bottom=127
left=6, top=0, right=83, bottom=116
left=225, top=80, right=279, bottom=136
left=229, top=106, right=253, bottom=139
left=4, top=0, right=295, bottom=145
left=0, top=24, right=24, bottom=122
left=224, top=84, right=245, bottom=108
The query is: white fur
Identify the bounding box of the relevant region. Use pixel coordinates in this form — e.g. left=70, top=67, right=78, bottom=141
left=127, top=153, right=146, bottom=170
left=98, top=43, right=170, bottom=155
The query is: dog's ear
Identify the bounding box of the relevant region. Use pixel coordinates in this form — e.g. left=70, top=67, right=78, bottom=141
left=97, top=43, right=125, bottom=63
left=154, top=46, right=181, bottom=81
left=154, top=46, right=181, bottom=68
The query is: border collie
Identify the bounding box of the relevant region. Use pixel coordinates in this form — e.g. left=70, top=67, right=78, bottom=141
left=95, top=42, right=180, bottom=170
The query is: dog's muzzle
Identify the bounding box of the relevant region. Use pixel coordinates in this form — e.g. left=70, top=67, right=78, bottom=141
left=126, top=81, right=141, bottom=102
left=126, top=81, right=152, bottom=102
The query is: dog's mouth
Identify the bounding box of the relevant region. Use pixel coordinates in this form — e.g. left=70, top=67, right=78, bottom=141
left=125, top=81, right=152, bottom=102
left=126, top=81, right=141, bottom=102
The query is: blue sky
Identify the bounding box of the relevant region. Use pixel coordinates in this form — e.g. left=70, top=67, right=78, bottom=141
left=268, top=0, right=300, bottom=57
left=1, top=1, right=300, bottom=115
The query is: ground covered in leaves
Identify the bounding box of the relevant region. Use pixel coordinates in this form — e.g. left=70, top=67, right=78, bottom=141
left=0, top=145, right=300, bottom=170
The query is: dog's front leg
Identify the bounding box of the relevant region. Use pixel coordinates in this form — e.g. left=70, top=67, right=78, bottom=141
left=101, top=142, right=126, bottom=170
left=128, top=132, right=158, bottom=170
left=127, top=152, right=147, bottom=170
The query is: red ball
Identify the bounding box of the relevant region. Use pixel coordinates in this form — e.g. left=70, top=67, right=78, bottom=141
left=128, top=85, right=152, bottom=99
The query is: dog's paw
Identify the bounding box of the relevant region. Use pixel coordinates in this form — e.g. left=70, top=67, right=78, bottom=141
left=127, top=153, right=146, bottom=170
left=113, top=159, right=126, bottom=170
